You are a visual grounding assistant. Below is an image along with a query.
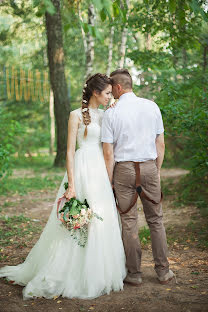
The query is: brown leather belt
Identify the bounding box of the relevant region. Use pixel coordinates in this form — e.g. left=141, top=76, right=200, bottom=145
left=113, top=162, right=163, bottom=215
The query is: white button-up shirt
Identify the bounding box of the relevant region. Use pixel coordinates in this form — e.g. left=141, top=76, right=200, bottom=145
left=101, top=92, right=164, bottom=162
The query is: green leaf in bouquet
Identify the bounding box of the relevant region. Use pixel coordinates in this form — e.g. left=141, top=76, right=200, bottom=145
left=59, top=202, right=68, bottom=213
left=66, top=200, right=73, bottom=208
left=69, top=206, right=78, bottom=216
left=64, top=182, right=68, bottom=190
left=58, top=196, right=103, bottom=247
left=59, top=198, right=73, bottom=213
left=69, top=199, right=78, bottom=216
left=63, top=207, right=70, bottom=221
left=71, top=200, right=78, bottom=209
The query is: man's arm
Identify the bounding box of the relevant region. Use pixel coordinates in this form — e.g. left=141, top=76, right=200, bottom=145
left=155, top=133, right=165, bottom=182
left=103, top=143, right=114, bottom=185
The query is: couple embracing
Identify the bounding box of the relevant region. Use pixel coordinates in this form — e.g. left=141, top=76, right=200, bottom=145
left=0, top=69, right=174, bottom=299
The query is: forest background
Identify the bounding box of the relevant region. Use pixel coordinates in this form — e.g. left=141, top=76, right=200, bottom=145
left=0, top=0, right=207, bottom=214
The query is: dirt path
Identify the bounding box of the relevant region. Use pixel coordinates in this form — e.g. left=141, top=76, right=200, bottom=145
left=0, top=168, right=208, bottom=312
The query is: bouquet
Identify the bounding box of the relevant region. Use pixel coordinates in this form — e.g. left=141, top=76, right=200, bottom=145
left=57, top=182, right=103, bottom=247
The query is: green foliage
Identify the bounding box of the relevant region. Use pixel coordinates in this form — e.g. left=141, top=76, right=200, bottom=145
left=91, top=0, right=126, bottom=22
left=128, top=1, right=208, bottom=211
left=136, top=68, right=208, bottom=210
left=33, top=0, right=56, bottom=17
left=177, top=171, right=208, bottom=215
left=0, top=107, right=22, bottom=179
left=152, top=69, right=207, bottom=210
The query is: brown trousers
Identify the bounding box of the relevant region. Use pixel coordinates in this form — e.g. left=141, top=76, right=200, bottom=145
left=113, top=160, right=169, bottom=278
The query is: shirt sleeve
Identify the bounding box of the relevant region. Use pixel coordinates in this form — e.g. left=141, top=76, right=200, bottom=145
left=155, top=104, right=164, bottom=134
left=101, top=110, right=114, bottom=143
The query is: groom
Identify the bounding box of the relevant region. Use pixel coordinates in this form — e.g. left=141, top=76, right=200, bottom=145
left=101, top=69, right=174, bottom=286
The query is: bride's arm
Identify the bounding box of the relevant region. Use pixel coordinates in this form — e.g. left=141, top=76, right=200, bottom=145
left=64, top=111, right=80, bottom=199
left=103, top=143, right=114, bottom=185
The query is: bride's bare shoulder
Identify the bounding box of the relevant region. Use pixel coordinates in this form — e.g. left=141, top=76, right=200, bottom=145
left=70, top=108, right=82, bottom=120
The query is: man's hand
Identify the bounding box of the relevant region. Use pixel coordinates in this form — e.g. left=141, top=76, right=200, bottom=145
left=157, top=169, right=161, bottom=184
left=155, top=133, right=165, bottom=178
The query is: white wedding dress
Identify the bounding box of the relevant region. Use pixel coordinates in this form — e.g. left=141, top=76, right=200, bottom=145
left=0, top=108, right=126, bottom=300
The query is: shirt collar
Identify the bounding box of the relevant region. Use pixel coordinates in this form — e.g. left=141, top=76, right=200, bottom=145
left=119, top=92, right=136, bottom=101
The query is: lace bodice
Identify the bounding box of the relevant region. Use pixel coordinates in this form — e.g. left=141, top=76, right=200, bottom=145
left=75, top=108, right=104, bottom=148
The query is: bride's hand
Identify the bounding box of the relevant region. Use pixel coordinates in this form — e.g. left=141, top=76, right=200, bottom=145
left=64, top=188, right=76, bottom=200
left=109, top=99, right=118, bottom=108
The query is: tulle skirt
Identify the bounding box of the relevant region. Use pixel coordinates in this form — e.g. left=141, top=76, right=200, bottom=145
left=0, top=144, right=126, bottom=299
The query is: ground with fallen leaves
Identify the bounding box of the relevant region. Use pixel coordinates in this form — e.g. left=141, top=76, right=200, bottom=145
left=0, top=168, right=208, bottom=312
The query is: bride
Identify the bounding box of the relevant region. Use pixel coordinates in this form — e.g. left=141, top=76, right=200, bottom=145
left=0, top=73, right=126, bottom=300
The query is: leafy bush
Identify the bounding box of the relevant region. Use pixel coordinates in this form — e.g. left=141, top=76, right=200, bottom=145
left=134, top=68, right=208, bottom=210
left=155, top=69, right=208, bottom=211
left=0, top=107, right=22, bottom=179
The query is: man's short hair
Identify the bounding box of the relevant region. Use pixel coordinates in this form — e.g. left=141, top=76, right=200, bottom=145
left=110, top=69, right=132, bottom=89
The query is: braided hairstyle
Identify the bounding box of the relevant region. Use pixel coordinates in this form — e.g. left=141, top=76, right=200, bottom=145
left=82, top=73, right=112, bottom=137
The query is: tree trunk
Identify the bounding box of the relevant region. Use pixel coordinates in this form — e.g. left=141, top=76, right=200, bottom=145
left=78, top=2, right=87, bottom=55
left=145, top=33, right=152, bottom=50
left=45, top=0, right=70, bottom=167
left=107, top=26, right=114, bottom=76
left=118, top=0, right=129, bottom=68
left=85, top=4, right=95, bottom=79
left=203, top=45, right=208, bottom=72
left=49, top=89, right=55, bottom=155
left=118, top=26, right=128, bottom=68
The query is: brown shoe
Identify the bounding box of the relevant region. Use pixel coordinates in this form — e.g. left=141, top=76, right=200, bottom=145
left=124, top=275, right=142, bottom=287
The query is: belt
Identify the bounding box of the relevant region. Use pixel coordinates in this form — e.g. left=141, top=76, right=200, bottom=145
left=113, top=162, right=163, bottom=215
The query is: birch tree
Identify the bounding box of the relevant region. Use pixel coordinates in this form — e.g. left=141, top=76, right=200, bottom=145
left=118, top=0, right=129, bottom=68
left=85, top=4, right=95, bottom=79
left=49, top=89, right=55, bottom=155
left=107, top=25, right=114, bottom=76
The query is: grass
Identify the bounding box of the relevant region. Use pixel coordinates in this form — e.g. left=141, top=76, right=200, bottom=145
left=187, top=220, right=208, bottom=248
left=1, top=155, right=65, bottom=195
left=139, top=226, right=151, bottom=245
left=0, top=215, right=42, bottom=261
left=10, top=155, right=65, bottom=174
left=0, top=175, right=63, bottom=196
left=166, top=218, right=208, bottom=249
left=11, top=155, right=55, bottom=169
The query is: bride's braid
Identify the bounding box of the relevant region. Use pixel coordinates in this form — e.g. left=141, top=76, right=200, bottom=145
left=81, top=73, right=111, bottom=138
left=82, top=77, right=92, bottom=137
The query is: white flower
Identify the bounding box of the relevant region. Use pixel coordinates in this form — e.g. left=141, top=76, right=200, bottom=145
left=83, top=100, right=87, bottom=103
left=82, top=108, right=88, bottom=112
left=81, top=209, right=86, bottom=215
left=84, top=83, right=87, bottom=87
